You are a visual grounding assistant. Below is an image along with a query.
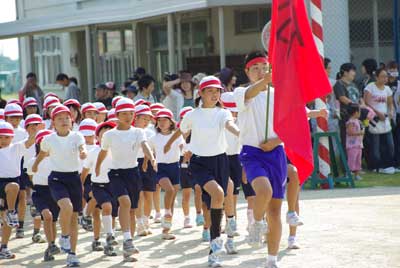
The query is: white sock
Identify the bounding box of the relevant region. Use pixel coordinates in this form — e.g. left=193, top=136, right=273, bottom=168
left=268, top=255, right=278, bottom=263
left=247, top=209, right=254, bottom=224
left=164, top=209, right=172, bottom=216
left=123, top=231, right=132, bottom=241
left=288, top=235, right=296, bottom=241
left=83, top=205, right=88, bottom=217
left=102, top=215, right=113, bottom=235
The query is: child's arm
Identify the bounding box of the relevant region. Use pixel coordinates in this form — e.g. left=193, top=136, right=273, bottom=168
left=95, top=150, right=107, bottom=177
left=346, top=122, right=363, bottom=136
left=259, top=137, right=282, bottom=152
left=245, top=71, right=271, bottom=101
left=164, top=129, right=182, bottom=154
left=307, top=108, right=329, bottom=119
left=225, top=120, right=240, bottom=137
left=80, top=168, right=90, bottom=184
left=24, top=126, right=39, bottom=148
left=142, top=156, right=149, bottom=172
left=32, top=151, right=47, bottom=173
left=79, top=144, right=87, bottom=160
left=141, top=141, right=157, bottom=172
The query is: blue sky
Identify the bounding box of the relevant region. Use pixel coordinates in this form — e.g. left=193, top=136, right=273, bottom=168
left=0, top=0, right=18, bottom=60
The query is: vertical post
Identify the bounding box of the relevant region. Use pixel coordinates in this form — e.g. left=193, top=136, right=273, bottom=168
left=85, top=25, right=94, bottom=101
left=394, top=0, right=400, bottom=65
left=176, top=14, right=183, bottom=71
left=167, top=13, right=175, bottom=73
left=218, top=7, right=226, bottom=69
left=132, top=22, right=139, bottom=70
left=372, top=0, right=380, bottom=63
left=311, top=0, right=331, bottom=186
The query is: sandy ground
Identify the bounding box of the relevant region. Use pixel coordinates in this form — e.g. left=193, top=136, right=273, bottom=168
left=1, top=186, right=399, bottom=268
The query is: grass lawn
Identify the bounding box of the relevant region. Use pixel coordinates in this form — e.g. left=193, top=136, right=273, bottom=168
left=2, top=92, right=19, bottom=101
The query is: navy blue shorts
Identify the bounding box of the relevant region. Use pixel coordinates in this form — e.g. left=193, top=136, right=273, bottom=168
left=19, top=171, right=33, bottom=190
left=83, top=174, right=92, bottom=202
left=242, top=182, right=255, bottom=198
left=108, top=168, right=142, bottom=209
left=32, top=185, right=59, bottom=222
left=239, top=145, right=287, bottom=199
left=0, top=177, right=20, bottom=211
left=48, top=171, right=83, bottom=212
left=138, top=158, right=156, bottom=192
left=189, top=153, right=229, bottom=209
left=228, top=154, right=242, bottom=195
left=156, top=162, right=180, bottom=185
left=92, top=182, right=118, bottom=217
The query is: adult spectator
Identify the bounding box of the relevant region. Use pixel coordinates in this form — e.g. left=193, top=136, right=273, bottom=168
left=19, top=72, right=44, bottom=113
left=357, top=58, right=377, bottom=96
left=162, top=73, right=183, bottom=121
left=134, top=75, right=157, bottom=103
left=94, top=83, right=112, bottom=109
left=364, top=68, right=396, bottom=174
left=56, top=73, right=81, bottom=101
left=324, top=58, right=339, bottom=133
left=219, top=67, right=237, bottom=92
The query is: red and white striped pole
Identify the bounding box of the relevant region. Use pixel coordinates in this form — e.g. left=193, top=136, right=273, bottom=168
left=311, top=0, right=331, bottom=187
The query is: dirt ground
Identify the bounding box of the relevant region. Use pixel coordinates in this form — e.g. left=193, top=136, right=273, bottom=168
left=1, top=186, right=399, bottom=268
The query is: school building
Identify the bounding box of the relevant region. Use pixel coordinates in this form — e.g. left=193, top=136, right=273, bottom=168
left=0, top=0, right=398, bottom=100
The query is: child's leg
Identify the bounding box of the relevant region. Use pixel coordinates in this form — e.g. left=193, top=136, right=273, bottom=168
left=118, top=195, right=132, bottom=234
left=1, top=217, right=12, bottom=246
left=42, top=209, right=54, bottom=245
left=251, top=177, right=272, bottom=221
left=86, top=195, right=97, bottom=217
left=153, top=184, right=161, bottom=214
left=52, top=222, right=57, bottom=242
left=194, top=185, right=203, bottom=215
left=289, top=196, right=300, bottom=237
left=17, top=189, right=27, bottom=227
left=182, top=188, right=192, bottom=217
left=93, top=208, right=101, bottom=240
left=224, top=179, right=235, bottom=218
left=137, top=192, right=144, bottom=219
left=57, top=198, right=73, bottom=236
left=101, top=202, right=113, bottom=235
left=247, top=196, right=255, bottom=225
left=266, top=199, right=283, bottom=256
left=130, top=209, right=136, bottom=236
left=5, top=182, right=19, bottom=211
left=203, top=180, right=224, bottom=242
left=203, top=202, right=210, bottom=230
left=171, top=185, right=180, bottom=214
left=158, top=178, right=176, bottom=214
left=143, top=191, right=153, bottom=217
left=287, top=164, right=299, bottom=213
left=70, top=212, right=79, bottom=253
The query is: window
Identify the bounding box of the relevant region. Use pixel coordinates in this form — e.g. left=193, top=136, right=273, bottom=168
left=151, top=25, right=167, bottom=49
left=234, top=7, right=271, bottom=34
left=125, top=30, right=134, bottom=51
left=349, top=19, right=373, bottom=47
left=192, top=21, right=207, bottom=45
left=106, top=31, right=121, bottom=53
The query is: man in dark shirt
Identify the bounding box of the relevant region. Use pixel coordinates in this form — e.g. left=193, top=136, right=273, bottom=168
left=95, top=83, right=112, bottom=109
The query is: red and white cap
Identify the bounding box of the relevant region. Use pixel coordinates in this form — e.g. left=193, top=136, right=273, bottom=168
left=4, top=103, right=23, bottom=117
left=93, top=102, right=107, bottom=114
left=112, top=96, right=123, bottom=108
left=51, top=104, right=71, bottom=120
left=96, top=121, right=117, bottom=137
left=179, top=106, right=194, bottom=119
left=23, top=97, right=38, bottom=109
left=220, top=92, right=238, bottom=112
left=115, top=98, right=135, bottom=113
left=199, top=76, right=224, bottom=92
left=155, top=108, right=174, bottom=120
left=105, top=81, right=115, bottom=90
left=44, top=92, right=59, bottom=100
left=6, top=99, right=22, bottom=107
left=79, top=118, right=98, bottom=136
left=64, top=99, right=81, bottom=108
left=150, top=103, right=165, bottom=112
left=44, top=96, right=61, bottom=110
left=35, top=129, right=53, bottom=145
left=107, top=108, right=118, bottom=121
left=135, top=105, right=153, bottom=117
left=0, top=121, right=14, bottom=137
left=81, top=103, right=98, bottom=114
left=24, top=114, right=43, bottom=128
left=134, top=99, right=151, bottom=107
left=0, top=109, right=4, bottom=121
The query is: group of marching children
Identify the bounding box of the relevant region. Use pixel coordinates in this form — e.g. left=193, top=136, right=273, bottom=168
left=0, top=50, right=329, bottom=268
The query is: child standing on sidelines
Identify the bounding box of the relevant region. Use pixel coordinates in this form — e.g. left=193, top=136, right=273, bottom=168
left=165, top=76, right=240, bottom=267
left=346, top=103, right=364, bottom=180
left=32, top=104, right=87, bottom=267
left=27, top=129, right=61, bottom=261
left=149, top=108, right=184, bottom=240
left=0, top=121, right=37, bottom=259
left=95, top=98, right=157, bottom=262
left=134, top=104, right=156, bottom=236
left=83, top=121, right=118, bottom=257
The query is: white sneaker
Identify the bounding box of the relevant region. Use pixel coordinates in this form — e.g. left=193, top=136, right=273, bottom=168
left=247, top=221, right=267, bottom=247
left=208, top=253, right=222, bottom=267
left=184, top=217, right=193, bottom=228
left=224, top=238, right=238, bottom=254
left=288, top=236, right=300, bottom=249
left=66, top=253, right=80, bottom=267
left=378, top=167, right=395, bottom=174
left=154, top=213, right=162, bottom=223
left=286, top=212, right=304, bottom=227
left=225, top=217, right=237, bottom=237
left=265, top=261, right=279, bottom=268
left=210, top=237, right=224, bottom=255
left=137, top=223, right=147, bottom=236
left=59, top=236, right=71, bottom=253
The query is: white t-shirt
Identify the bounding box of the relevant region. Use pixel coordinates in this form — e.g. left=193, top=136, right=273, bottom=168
left=225, top=120, right=241, bottom=156
left=13, top=126, right=28, bottom=143
left=234, top=86, right=278, bottom=148
left=41, top=131, right=85, bottom=172
left=137, top=127, right=156, bottom=159
left=79, top=144, right=96, bottom=173
left=83, top=146, right=112, bottom=183
left=27, top=157, right=51, bottom=186
left=365, top=83, right=393, bottom=114
left=23, top=143, right=36, bottom=169
left=0, top=142, right=26, bottom=178
left=101, top=127, right=146, bottom=169
left=150, top=132, right=184, bottom=164
left=44, top=119, right=52, bottom=130
left=162, top=89, right=184, bottom=121
left=180, top=107, right=232, bottom=157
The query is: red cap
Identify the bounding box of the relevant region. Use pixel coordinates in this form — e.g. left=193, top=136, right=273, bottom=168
left=135, top=105, right=153, bottom=117
left=44, top=96, right=61, bottom=110
left=179, top=106, right=194, bottom=119
left=0, top=109, right=4, bottom=121
left=24, top=114, right=43, bottom=128
left=81, top=103, right=98, bottom=114
left=35, top=129, right=53, bottom=144
left=95, top=121, right=117, bottom=137
left=64, top=99, right=81, bottom=108
left=112, top=96, right=123, bottom=108
left=4, top=103, right=23, bottom=117
left=155, top=108, right=174, bottom=120
left=0, top=121, right=14, bottom=137
left=107, top=108, right=117, bottom=121
left=150, top=103, right=165, bottom=111
left=51, top=105, right=71, bottom=120
left=199, top=76, right=224, bottom=92
left=22, top=97, right=38, bottom=109
left=79, top=118, right=98, bottom=136
left=93, top=102, right=107, bottom=113
left=6, top=99, right=22, bottom=107
left=115, top=98, right=135, bottom=113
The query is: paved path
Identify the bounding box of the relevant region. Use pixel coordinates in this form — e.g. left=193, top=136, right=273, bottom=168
left=2, top=186, right=399, bottom=268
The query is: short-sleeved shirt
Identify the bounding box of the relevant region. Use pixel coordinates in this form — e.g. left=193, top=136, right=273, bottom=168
left=41, top=131, right=85, bottom=172
left=13, top=126, right=28, bottom=143
left=137, top=127, right=156, bottom=159
left=180, top=107, right=232, bottom=157
left=133, top=92, right=157, bottom=104
left=233, top=86, right=277, bottom=148
left=27, top=157, right=51, bottom=186
left=83, top=145, right=112, bottom=183
left=225, top=118, right=241, bottom=156
left=334, top=80, right=360, bottom=119
left=364, top=83, right=392, bottom=114
left=101, top=127, right=146, bottom=169
left=65, top=82, right=81, bottom=101
left=150, top=132, right=184, bottom=164
left=0, top=142, right=26, bottom=178
left=162, top=90, right=184, bottom=121
left=346, top=118, right=363, bottom=149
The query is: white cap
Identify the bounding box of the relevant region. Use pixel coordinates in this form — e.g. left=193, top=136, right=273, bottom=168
left=115, top=98, right=135, bottom=113
left=4, top=103, right=23, bottom=117
left=220, top=92, right=238, bottom=112
left=135, top=105, right=153, bottom=117
left=79, top=118, right=98, bottom=136
left=0, top=121, right=14, bottom=136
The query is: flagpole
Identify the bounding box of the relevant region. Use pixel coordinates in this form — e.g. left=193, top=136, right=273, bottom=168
left=265, top=65, right=272, bottom=141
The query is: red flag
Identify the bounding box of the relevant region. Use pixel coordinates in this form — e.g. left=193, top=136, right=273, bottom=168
left=269, top=0, right=332, bottom=184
